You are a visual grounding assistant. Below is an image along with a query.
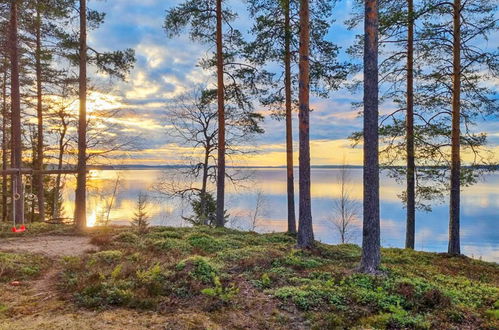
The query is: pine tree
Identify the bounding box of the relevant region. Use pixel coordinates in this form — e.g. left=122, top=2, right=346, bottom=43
left=360, top=0, right=381, bottom=273
left=417, top=0, right=498, bottom=255
left=245, top=0, right=348, bottom=234
left=348, top=0, right=497, bottom=251
left=67, top=1, right=135, bottom=231
left=24, top=0, right=75, bottom=222
left=214, top=0, right=225, bottom=227
left=9, top=0, right=23, bottom=225
left=74, top=0, right=87, bottom=232
left=131, top=192, right=150, bottom=234
left=296, top=0, right=314, bottom=248
left=0, top=35, right=8, bottom=222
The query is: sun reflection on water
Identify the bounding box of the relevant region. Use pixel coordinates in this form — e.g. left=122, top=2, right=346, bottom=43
left=87, top=210, right=97, bottom=227
left=60, top=168, right=499, bottom=262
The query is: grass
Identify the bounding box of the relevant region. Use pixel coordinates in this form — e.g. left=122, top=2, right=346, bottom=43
left=1, top=224, right=498, bottom=329
left=0, top=252, right=48, bottom=282
left=0, top=222, right=76, bottom=238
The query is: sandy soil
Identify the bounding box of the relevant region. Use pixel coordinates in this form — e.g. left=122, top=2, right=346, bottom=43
left=0, top=235, right=96, bottom=258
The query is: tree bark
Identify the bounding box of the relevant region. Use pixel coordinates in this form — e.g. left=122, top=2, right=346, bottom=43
left=74, top=0, right=87, bottom=231
left=284, top=0, right=296, bottom=234
left=405, top=0, right=415, bottom=249
left=9, top=0, right=24, bottom=226
left=35, top=3, right=45, bottom=222
left=200, top=145, right=210, bottom=225
left=297, top=0, right=314, bottom=248
left=53, top=110, right=68, bottom=219
left=448, top=0, right=461, bottom=255
left=215, top=0, right=226, bottom=227
left=53, top=127, right=66, bottom=219
left=360, top=0, right=381, bottom=273
left=1, top=67, right=8, bottom=223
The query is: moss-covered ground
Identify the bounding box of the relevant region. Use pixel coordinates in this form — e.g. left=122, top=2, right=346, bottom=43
left=0, top=223, right=498, bottom=329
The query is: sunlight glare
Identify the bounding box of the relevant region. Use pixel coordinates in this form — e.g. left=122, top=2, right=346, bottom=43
left=87, top=210, right=97, bottom=228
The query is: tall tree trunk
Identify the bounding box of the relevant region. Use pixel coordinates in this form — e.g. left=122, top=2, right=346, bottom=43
left=448, top=0, right=461, bottom=255
left=74, top=0, right=87, bottom=231
left=1, top=67, right=8, bottom=223
left=284, top=0, right=296, bottom=234
left=297, top=0, right=314, bottom=248
left=215, top=0, right=226, bottom=227
left=200, top=145, right=210, bottom=225
left=405, top=0, right=415, bottom=249
left=53, top=119, right=67, bottom=219
left=35, top=3, right=45, bottom=222
left=30, top=140, right=36, bottom=223
left=9, top=0, right=24, bottom=226
left=360, top=0, right=381, bottom=273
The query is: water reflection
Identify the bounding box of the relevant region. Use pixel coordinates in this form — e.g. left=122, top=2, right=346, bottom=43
left=61, top=168, right=498, bottom=262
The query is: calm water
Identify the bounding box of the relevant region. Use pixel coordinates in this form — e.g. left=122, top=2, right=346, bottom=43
left=62, top=168, right=499, bottom=262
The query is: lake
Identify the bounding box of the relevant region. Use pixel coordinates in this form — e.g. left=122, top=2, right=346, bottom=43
left=62, top=168, right=499, bottom=262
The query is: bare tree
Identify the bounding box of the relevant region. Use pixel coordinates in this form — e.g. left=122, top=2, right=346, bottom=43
left=91, top=171, right=122, bottom=226
left=104, top=171, right=122, bottom=225
left=49, top=94, right=75, bottom=220
left=154, top=88, right=262, bottom=226
left=249, top=188, right=268, bottom=231
left=330, top=165, right=360, bottom=244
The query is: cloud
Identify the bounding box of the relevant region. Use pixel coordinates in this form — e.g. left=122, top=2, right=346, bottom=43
left=78, top=0, right=499, bottom=166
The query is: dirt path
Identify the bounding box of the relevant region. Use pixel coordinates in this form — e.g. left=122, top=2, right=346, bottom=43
left=0, top=235, right=97, bottom=303
left=0, top=235, right=96, bottom=258
left=0, top=233, right=173, bottom=329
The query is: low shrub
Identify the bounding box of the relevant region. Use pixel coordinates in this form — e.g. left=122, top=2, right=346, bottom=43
left=136, top=263, right=169, bottom=295
left=176, top=256, right=219, bottom=284
left=186, top=233, right=224, bottom=253
left=151, top=238, right=191, bottom=253
left=0, top=252, right=47, bottom=282
left=90, top=233, right=113, bottom=246
left=201, top=275, right=239, bottom=303
left=274, top=284, right=345, bottom=311
left=115, top=231, right=139, bottom=243
left=275, top=249, right=325, bottom=269
left=87, top=250, right=123, bottom=266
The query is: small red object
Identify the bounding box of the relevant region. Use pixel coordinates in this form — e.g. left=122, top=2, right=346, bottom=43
left=10, top=281, right=21, bottom=286
left=11, top=225, right=26, bottom=233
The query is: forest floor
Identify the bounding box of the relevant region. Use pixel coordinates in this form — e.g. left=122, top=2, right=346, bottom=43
left=0, top=223, right=498, bottom=329
left=0, top=235, right=95, bottom=257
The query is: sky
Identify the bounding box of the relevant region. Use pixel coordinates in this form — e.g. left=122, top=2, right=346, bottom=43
left=83, top=0, right=499, bottom=166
